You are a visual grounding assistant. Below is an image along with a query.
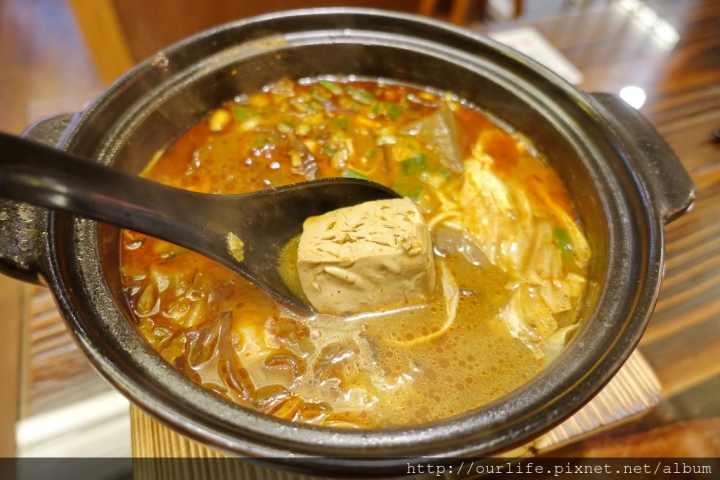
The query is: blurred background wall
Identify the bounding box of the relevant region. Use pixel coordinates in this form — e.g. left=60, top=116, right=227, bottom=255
left=68, top=0, right=425, bottom=84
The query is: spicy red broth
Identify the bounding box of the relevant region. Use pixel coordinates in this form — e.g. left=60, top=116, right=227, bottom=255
left=119, top=78, right=589, bottom=428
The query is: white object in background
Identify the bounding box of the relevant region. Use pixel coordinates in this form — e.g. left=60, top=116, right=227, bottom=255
left=489, top=26, right=585, bottom=85
left=16, top=390, right=131, bottom=457
left=488, top=0, right=515, bottom=19
left=619, top=85, right=647, bottom=109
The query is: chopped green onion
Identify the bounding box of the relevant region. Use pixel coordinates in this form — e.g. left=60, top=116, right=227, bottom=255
left=290, top=99, right=323, bottom=113
left=321, top=145, right=337, bottom=156
left=346, top=86, right=375, bottom=105
left=401, top=153, right=427, bottom=177
left=311, top=86, right=332, bottom=103
left=338, top=96, right=360, bottom=111
left=392, top=182, right=423, bottom=201
left=436, top=167, right=452, bottom=181
left=290, top=99, right=307, bottom=112
left=554, top=227, right=574, bottom=263
left=277, top=120, right=295, bottom=133
left=319, top=80, right=344, bottom=95
left=335, top=117, right=350, bottom=128
left=254, top=136, right=270, bottom=146
left=387, top=104, right=401, bottom=120
left=342, top=168, right=369, bottom=180
left=232, top=106, right=259, bottom=121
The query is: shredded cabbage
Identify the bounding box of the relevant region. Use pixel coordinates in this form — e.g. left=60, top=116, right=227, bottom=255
left=458, top=137, right=590, bottom=360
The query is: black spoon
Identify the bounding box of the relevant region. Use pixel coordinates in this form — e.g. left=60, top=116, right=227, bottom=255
left=0, top=133, right=399, bottom=314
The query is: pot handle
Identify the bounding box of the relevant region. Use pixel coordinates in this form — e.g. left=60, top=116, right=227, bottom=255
left=585, top=92, right=695, bottom=224
left=0, top=113, right=75, bottom=284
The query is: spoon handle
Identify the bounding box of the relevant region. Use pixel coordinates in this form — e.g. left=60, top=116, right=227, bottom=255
left=0, top=132, right=218, bottom=254
left=0, top=132, right=398, bottom=314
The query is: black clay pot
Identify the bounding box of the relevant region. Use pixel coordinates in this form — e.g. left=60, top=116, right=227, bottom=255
left=0, top=8, right=694, bottom=477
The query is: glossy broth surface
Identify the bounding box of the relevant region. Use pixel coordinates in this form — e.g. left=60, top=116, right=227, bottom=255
left=119, top=79, right=589, bottom=428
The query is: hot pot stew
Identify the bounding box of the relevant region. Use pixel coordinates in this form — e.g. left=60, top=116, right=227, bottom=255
left=118, top=78, right=590, bottom=428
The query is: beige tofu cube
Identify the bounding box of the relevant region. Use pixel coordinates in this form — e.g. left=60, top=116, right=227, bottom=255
left=297, top=198, right=436, bottom=314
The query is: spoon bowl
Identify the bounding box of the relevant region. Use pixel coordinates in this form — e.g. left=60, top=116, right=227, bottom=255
left=0, top=133, right=399, bottom=313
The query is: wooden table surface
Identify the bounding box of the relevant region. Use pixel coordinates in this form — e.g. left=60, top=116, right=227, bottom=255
left=15, top=0, right=720, bottom=465
left=475, top=0, right=720, bottom=458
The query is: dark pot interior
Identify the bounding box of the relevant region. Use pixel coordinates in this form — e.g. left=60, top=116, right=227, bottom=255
left=24, top=8, right=691, bottom=476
